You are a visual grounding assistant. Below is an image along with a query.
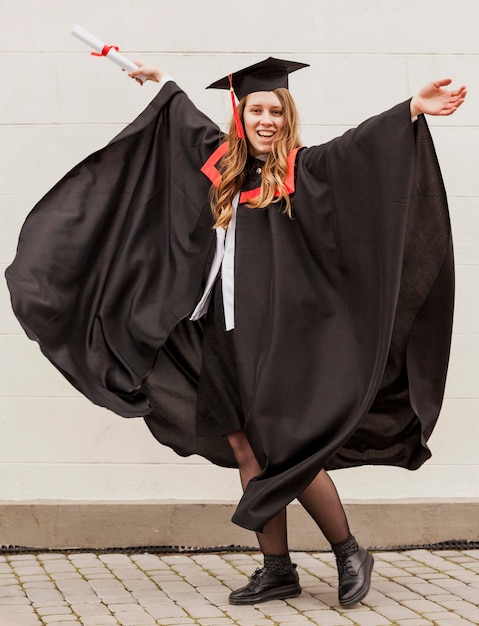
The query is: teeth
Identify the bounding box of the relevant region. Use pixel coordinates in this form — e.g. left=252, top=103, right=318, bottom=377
left=258, top=131, right=274, bottom=137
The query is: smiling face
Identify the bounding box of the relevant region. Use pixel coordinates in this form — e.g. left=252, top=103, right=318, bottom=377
left=242, top=91, right=285, bottom=157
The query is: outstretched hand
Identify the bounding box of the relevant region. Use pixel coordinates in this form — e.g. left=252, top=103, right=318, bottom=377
left=410, top=79, right=467, bottom=118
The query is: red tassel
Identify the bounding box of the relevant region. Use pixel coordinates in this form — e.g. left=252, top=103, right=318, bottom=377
left=229, top=74, right=244, bottom=139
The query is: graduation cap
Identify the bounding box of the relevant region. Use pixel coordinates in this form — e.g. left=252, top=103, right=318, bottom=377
left=207, top=57, right=309, bottom=139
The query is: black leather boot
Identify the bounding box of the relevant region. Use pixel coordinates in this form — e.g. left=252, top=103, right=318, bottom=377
left=229, top=564, right=301, bottom=605
left=337, top=547, right=374, bottom=607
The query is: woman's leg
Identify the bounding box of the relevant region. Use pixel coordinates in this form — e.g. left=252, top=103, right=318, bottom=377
left=227, top=429, right=288, bottom=556
left=226, top=429, right=301, bottom=604
left=298, top=469, right=374, bottom=607
left=297, top=469, right=350, bottom=544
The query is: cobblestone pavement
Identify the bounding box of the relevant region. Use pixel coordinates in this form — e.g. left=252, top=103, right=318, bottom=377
left=0, top=549, right=478, bottom=625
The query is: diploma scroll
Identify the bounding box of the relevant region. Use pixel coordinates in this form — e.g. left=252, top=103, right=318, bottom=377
left=72, top=25, right=146, bottom=82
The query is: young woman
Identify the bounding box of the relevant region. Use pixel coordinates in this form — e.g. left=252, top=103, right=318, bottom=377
left=6, top=57, right=466, bottom=609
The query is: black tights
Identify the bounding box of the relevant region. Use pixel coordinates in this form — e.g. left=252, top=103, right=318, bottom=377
left=227, top=430, right=350, bottom=556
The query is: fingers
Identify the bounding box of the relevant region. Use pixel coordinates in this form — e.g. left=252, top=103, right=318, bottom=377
left=438, top=95, right=466, bottom=115
left=433, top=78, right=453, bottom=88
left=451, top=85, right=467, bottom=97
left=436, top=81, right=467, bottom=112
left=128, top=60, right=145, bottom=79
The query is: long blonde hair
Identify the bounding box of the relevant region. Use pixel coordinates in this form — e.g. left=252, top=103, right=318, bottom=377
left=211, top=88, right=301, bottom=229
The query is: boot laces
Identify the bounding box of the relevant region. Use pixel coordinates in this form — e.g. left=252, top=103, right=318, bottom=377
left=338, top=556, right=356, bottom=576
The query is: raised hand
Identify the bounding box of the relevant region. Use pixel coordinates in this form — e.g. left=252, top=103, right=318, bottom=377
left=410, top=79, right=467, bottom=118
left=128, top=62, right=166, bottom=85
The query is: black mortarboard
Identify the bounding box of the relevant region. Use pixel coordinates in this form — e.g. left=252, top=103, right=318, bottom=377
left=206, top=57, right=309, bottom=139
left=207, top=56, right=309, bottom=100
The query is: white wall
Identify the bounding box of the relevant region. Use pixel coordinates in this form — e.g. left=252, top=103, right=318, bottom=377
left=1, top=0, right=478, bottom=503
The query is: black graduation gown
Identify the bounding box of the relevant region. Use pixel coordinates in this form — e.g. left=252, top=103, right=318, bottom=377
left=5, top=81, right=453, bottom=532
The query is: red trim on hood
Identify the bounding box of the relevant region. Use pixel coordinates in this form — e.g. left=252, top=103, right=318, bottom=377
left=200, top=144, right=300, bottom=203
left=240, top=147, right=300, bottom=203
left=200, top=141, right=229, bottom=187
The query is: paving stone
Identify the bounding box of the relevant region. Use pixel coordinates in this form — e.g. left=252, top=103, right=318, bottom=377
left=433, top=615, right=474, bottom=626
left=26, top=588, right=65, bottom=603
left=0, top=585, right=26, bottom=597
left=105, top=568, right=147, bottom=580
left=222, top=604, right=270, bottom=619
left=183, top=603, right=227, bottom=618
left=307, top=590, right=339, bottom=607
left=130, top=554, right=164, bottom=567
left=236, top=618, right=278, bottom=626
left=112, top=611, right=155, bottom=624
left=97, top=594, right=135, bottom=604
left=70, top=602, right=111, bottom=616
left=459, top=610, right=479, bottom=622
left=0, top=605, right=37, bottom=614
left=402, top=598, right=451, bottom=613
left=402, top=581, right=455, bottom=595
left=0, top=574, right=19, bottom=583
left=19, top=575, right=52, bottom=583
left=123, top=579, right=159, bottom=592
left=151, top=619, right=196, bottom=625
left=404, top=566, right=437, bottom=575
left=54, top=580, right=93, bottom=591
left=5, top=615, right=43, bottom=626
left=88, top=579, right=127, bottom=591
left=36, top=605, right=74, bottom=616
left=12, top=567, right=47, bottom=577
left=63, top=594, right=102, bottom=604
left=266, top=618, right=313, bottom=624
left=286, top=595, right=330, bottom=610
left=258, top=603, right=300, bottom=616
left=161, top=556, right=196, bottom=565
left=159, top=580, right=199, bottom=592
left=384, top=590, right=425, bottom=601
left=41, top=617, right=80, bottom=623
left=0, top=609, right=42, bottom=626
left=99, top=555, right=133, bottom=565
left=302, top=609, right=354, bottom=625
left=424, top=612, right=465, bottom=621
left=80, top=618, right=119, bottom=625
left=435, top=598, right=479, bottom=611
left=448, top=570, right=479, bottom=582
left=43, top=563, right=77, bottom=574
left=451, top=587, right=479, bottom=601
left=395, top=619, right=432, bottom=626
left=375, top=604, right=421, bottom=620
left=0, top=596, right=31, bottom=605
left=23, top=582, right=56, bottom=590
left=196, top=619, right=236, bottom=625
left=361, top=591, right=399, bottom=608
left=134, top=602, right=189, bottom=619
left=340, top=610, right=391, bottom=625
left=130, top=589, right=171, bottom=602
left=49, top=573, right=83, bottom=581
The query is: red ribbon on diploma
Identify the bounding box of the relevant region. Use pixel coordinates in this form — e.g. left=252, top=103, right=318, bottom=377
left=90, top=44, right=119, bottom=57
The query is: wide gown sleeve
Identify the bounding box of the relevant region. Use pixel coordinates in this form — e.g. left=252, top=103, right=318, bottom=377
left=297, top=102, right=453, bottom=472
left=5, top=82, right=222, bottom=416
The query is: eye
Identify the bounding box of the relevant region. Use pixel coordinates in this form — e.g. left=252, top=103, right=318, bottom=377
left=272, top=109, right=283, bottom=116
